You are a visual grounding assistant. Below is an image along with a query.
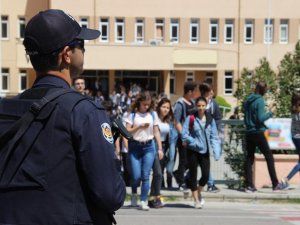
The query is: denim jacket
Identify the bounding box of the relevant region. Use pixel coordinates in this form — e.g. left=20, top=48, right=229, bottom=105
left=181, top=112, right=221, bottom=160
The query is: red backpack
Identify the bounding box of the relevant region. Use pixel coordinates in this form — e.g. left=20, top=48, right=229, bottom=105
left=189, top=115, right=195, bottom=131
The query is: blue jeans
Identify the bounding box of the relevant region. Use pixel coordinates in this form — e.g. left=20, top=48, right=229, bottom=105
left=166, top=140, right=177, bottom=174
left=129, top=140, right=155, bottom=201
left=207, top=173, right=214, bottom=187
left=287, top=138, right=300, bottom=180
left=166, top=124, right=178, bottom=174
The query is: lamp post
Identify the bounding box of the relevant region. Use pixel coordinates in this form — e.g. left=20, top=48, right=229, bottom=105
left=267, top=0, right=272, bottom=61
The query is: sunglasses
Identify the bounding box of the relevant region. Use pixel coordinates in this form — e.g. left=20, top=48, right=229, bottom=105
left=68, top=39, right=85, bottom=53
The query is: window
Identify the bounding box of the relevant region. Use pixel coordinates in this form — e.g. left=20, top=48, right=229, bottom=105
left=80, top=17, right=89, bottom=28
left=264, top=19, right=273, bottom=44
left=280, top=19, right=288, bottom=44
left=155, top=19, right=164, bottom=41
left=80, top=18, right=89, bottom=42
left=224, top=71, right=233, bottom=95
left=1, top=68, right=9, bottom=91
left=170, top=19, right=179, bottom=43
left=170, top=71, right=176, bottom=94
left=19, top=70, right=27, bottom=91
left=135, top=19, right=144, bottom=43
left=186, top=71, right=195, bottom=82
left=224, top=19, right=234, bottom=44
left=244, top=19, right=254, bottom=44
left=205, top=72, right=214, bottom=85
left=209, top=19, right=218, bottom=44
left=1, top=16, right=8, bottom=39
left=115, top=18, right=124, bottom=43
left=18, top=17, right=26, bottom=39
left=190, top=19, right=199, bottom=43
left=99, top=18, right=109, bottom=42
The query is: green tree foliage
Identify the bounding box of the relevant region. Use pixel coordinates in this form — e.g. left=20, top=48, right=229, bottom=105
left=215, top=95, right=232, bottom=115
left=277, top=42, right=300, bottom=117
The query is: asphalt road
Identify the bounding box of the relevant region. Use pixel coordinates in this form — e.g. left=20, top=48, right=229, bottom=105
left=115, top=201, right=300, bottom=225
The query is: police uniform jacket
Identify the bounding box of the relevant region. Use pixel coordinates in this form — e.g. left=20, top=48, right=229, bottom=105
left=0, top=76, right=126, bottom=225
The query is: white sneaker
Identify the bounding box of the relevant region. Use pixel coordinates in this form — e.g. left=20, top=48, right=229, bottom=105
left=194, top=201, right=202, bottom=209
left=139, top=201, right=150, bottom=211
left=131, top=194, right=138, bottom=207
left=198, top=194, right=205, bottom=207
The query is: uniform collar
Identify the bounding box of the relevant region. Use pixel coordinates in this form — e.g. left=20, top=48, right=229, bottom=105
left=33, top=74, right=71, bottom=89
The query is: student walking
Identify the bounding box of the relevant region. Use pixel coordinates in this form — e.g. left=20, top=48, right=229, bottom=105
left=199, top=81, right=223, bottom=192
left=149, top=98, right=174, bottom=208
left=172, top=82, right=197, bottom=190
left=244, top=80, right=283, bottom=192
left=181, top=97, right=221, bottom=208
left=125, top=91, right=162, bottom=210
left=281, top=91, right=300, bottom=188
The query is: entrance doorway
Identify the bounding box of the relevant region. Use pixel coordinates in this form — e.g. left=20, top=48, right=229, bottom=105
left=81, top=70, right=109, bottom=99
left=115, top=70, right=161, bottom=94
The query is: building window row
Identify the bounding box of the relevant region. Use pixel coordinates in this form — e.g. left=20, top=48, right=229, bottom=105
left=96, top=17, right=292, bottom=45
left=0, top=15, right=293, bottom=45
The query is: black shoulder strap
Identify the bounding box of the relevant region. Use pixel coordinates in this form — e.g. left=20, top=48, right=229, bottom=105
left=0, top=89, right=83, bottom=185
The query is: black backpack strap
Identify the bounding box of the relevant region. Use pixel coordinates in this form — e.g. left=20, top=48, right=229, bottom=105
left=0, top=88, right=83, bottom=187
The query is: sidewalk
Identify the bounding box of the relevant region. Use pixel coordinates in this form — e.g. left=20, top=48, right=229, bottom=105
left=126, top=184, right=300, bottom=202
left=163, top=184, right=300, bottom=201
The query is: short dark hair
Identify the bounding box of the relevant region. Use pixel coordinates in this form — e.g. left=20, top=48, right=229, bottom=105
left=255, top=80, right=268, bottom=96
left=199, top=82, right=212, bottom=96
left=183, top=81, right=197, bottom=94
left=73, top=77, right=85, bottom=84
left=28, top=52, right=61, bottom=73
left=195, top=96, right=208, bottom=105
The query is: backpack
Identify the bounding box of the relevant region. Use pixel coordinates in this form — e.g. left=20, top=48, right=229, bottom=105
left=0, top=88, right=87, bottom=190
left=189, top=114, right=195, bottom=131
left=173, top=97, right=196, bottom=124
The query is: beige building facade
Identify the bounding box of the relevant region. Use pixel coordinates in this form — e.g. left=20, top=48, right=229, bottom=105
left=1, top=0, right=300, bottom=106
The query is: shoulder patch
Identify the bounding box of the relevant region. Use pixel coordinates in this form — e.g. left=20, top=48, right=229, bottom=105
left=101, top=122, right=114, bottom=144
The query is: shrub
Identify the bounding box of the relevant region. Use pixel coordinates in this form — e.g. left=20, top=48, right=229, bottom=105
left=215, top=95, right=232, bottom=114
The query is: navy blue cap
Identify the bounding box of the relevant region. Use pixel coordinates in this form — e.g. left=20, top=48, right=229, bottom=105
left=23, top=9, right=100, bottom=55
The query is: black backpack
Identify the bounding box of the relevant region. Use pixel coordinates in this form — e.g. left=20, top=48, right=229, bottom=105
left=0, top=87, right=86, bottom=190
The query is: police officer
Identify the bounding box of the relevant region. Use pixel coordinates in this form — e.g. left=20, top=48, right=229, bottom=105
left=0, top=9, right=126, bottom=225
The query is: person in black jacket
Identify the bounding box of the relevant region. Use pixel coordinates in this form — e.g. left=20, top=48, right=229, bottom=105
left=0, top=9, right=125, bottom=225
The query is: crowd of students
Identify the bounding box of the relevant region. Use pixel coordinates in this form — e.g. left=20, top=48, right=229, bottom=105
left=73, top=77, right=300, bottom=210
left=73, top=77, right=224, bottom=210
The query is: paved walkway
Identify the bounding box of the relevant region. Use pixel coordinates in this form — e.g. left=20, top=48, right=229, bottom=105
left=162, top=185, right=300, bottom=201
left=126, top=184, right=300, bottom=202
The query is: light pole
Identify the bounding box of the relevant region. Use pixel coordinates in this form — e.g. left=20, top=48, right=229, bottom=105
left=267, top=0, right=272, bottom=61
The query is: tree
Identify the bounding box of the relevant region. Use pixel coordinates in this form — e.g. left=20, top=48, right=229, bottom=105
left=234, top=57, right=278, bottom=115
left=276, top=41, right=300, bottom=117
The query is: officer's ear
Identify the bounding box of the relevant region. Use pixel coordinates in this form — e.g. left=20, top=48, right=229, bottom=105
left=60, top=46, right=72, bottom=64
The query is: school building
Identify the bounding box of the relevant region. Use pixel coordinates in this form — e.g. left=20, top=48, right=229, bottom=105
left=1, top=0, right=300, bottom=106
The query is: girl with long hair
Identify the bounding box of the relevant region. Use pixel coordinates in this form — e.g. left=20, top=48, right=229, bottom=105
left=125, top=91, right=162, bottom=210
left=148, top=97, right=174, bottom=208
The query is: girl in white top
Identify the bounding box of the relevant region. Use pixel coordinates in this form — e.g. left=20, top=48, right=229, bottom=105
left=125, top=91, right=162, bottom=210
